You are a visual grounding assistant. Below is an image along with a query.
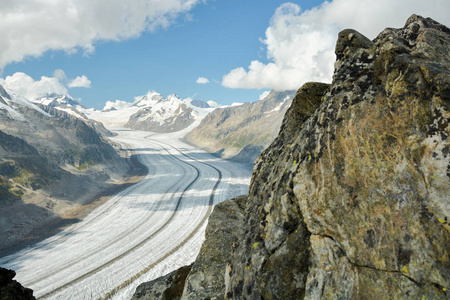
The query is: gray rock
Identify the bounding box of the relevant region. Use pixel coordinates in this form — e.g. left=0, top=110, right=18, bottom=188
left=132, top=265, right=192, bottom=300
left=181, top=195, right=247, bottom=300
left=134, top=14, right=450, bottom=300
left=228, top=14, right=450, bottom=299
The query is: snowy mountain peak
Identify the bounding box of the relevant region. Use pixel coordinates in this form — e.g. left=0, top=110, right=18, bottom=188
left=81, top=89, right=217, bottom=132
left=0, top=85, right=12, bottom=100
left=184, top=98, right=211, bottom=109
left=133, top=91, right=165, bottom=107
left=167, top=94, right=181, bottom=101
left=35, top=93, right=80, bottom=108
left=0, top=84, right=52, bottom=121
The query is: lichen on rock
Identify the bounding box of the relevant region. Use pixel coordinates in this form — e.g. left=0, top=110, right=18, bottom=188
left=229, top=14, right=449, bottom=299
left=133, top=14, right=450, bottom=300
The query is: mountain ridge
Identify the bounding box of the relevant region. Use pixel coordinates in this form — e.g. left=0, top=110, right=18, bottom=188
left=0, top=85, right=131, bottom=255
left=184, top=89, right=296, bottom=164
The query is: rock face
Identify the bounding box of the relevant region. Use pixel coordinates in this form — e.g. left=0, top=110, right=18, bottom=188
left=184, top=90, right=296, bottom=164
left=0, top=268, right=35, bottom=299
left=228, top=14, right=450, bottom=299
left=181, top=195, right=247, bottom=300
left=132, top=196, right=247, bottom=300
left=135, top=15, right=450, bottom=299
left=132, top=266, right=192, bottom=300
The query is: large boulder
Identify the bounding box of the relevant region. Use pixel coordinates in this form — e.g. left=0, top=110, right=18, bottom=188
left=182, top=195, right=247, bottom=300
left=132, top=195, right=247, bottom=300
left=134, top=14, right=450, bottom=300
left=132, top=266, right=192, bottom=300
left=0, top=268, right=35, bottom=299
left=228, top=14, right=450, bottom=299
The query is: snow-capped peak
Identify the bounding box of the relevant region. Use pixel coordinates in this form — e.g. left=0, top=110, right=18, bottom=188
left=34, top=93, right=80, bottom=107
left=133, top=91, right=165, bottom=107
left=0, top=84, right=52, bottom=120
left=80, top=89, right=218, bottom=131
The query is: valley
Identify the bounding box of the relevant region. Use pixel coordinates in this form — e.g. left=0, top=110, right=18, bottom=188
left=0, top=128, right=251, bottom=299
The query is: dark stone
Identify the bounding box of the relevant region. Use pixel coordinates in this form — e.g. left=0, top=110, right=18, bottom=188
left=0, top=268, right=35, bottom=300
left=364, top=229, right=376, bottom=248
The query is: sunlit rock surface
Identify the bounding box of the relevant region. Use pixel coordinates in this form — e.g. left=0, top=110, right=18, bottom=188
left=134, top=15, right=449, bottom=300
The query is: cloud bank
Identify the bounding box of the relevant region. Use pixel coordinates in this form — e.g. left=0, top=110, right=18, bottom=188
left=222, top=0, right=450, bottom=91
left=0, top=71, right=91, bottom=101
left=0, top=0, right=206, bottom=68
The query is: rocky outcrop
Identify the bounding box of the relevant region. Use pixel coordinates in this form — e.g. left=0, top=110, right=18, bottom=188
left=227, top=14, right=450, bottom=300
left=182, top=195, right=247, bottom=299
left=0, top=268, right=35, bottom=299
left=135, top=15, right=450, bottom=299
left=184, top=90, right=296, bottom=164
left=132, top=195, right=247, bottom=300
left=132, top=266, right=192, bottom=300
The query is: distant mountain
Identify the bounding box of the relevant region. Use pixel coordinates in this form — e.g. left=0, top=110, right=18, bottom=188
left=35, top=93, right=80, bottom=107
left=183, top=90, right=296, bottom=164
left=33, top=93, right=115, bottom=137
left=125, top=92, right=213, bottom=133
left=81, top=91, right=215, bottom=133
left=0, top=85, right=128, bottom=253
left=188, top=98, right=211, bottom=108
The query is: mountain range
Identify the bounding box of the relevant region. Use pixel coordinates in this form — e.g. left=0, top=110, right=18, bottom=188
left=78, top=92, right=216, bottom=132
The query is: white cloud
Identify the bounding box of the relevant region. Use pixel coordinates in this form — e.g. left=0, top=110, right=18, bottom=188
left=0, top=0, right=206, bottom=68
left=222, top=0, right=450, bottom=91
left=103, top=100, right=132, bottom=111
left=207, top=100, right=219, bottom=108
left=68, top=75, right=91, bottom=88
left=259, top=90, right=271, bottom=100
left=0, top=72, right=68, bottom=101
left=54, top=69, right=68, bottom=82
left=196, top=77, right=210, bottom=84
left=0, top=71, right=92, bottom=101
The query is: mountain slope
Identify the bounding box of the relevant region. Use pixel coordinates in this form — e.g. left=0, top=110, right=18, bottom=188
left=0, top=86, right=128, bottom=254
left=183, top=90, right=296, bottom=164
left=33, top=93, right=115, bottom=137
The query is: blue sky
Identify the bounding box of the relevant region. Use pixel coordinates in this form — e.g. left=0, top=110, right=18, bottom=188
left=1, top=0, right=449, bottom=109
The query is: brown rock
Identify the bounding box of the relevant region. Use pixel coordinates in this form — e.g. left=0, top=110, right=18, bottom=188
left=228, top=14, right=450, bottom=299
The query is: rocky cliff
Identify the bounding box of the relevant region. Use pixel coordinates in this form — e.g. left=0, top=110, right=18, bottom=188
left=133, top=15, right=449, bottom=299
left=184, top=90, right=295, bottom=164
